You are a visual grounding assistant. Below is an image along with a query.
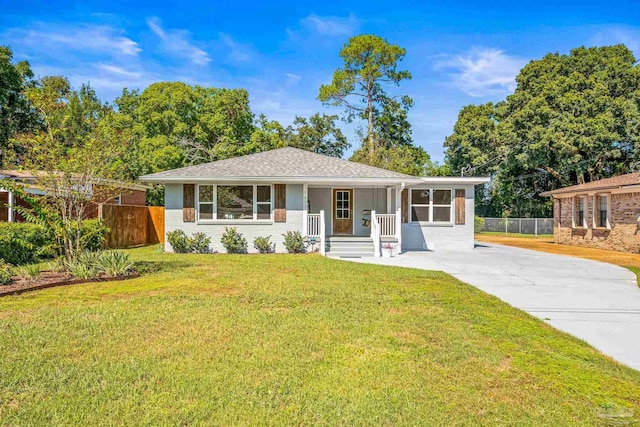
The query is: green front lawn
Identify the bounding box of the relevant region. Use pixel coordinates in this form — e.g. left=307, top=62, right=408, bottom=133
left=1, top=247, right=638, bottom=425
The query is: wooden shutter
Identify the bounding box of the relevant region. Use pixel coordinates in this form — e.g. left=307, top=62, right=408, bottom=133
left=183, top=184, right=195, bottom=222
left=455, top=189, right=466, bottom=225
left=401, top=189, right=409, bottom=223
left=274, top=184, right=286, bottom=222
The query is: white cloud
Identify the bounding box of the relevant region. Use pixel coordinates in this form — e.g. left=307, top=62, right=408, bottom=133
left=589, top=25, right=640, bottom=57
left=7, top=24, right=141, bottom=57
left=147, top=17, right=211, bottom=65
left=219, top=33, right=253, bottom=64
left=433, top=48, right=526, bottom=97
left=95, top=63, right=142, bottom=79
left=300, top=13, right=359, bottom=37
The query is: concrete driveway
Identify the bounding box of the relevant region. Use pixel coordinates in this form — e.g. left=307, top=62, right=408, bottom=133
left=351, top=242, right=640, bottom=371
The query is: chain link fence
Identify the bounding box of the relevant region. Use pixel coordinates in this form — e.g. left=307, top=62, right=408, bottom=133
left=481, top=218, right=554, bottom=235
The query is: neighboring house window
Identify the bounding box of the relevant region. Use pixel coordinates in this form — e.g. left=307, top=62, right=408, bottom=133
left=576, top=196, right=585, bottom=227
left=599, top=195, right=608, bottom=228
left=410, top=189, right=453, bottom=223
left=114, top=195, right=122, bottom=205
left=197, top=184, right=272, bottom=221
left=199, top=185, right=214, bottom=220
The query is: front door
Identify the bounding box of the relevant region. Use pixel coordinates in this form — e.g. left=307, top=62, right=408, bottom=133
left=333, top=189, right=353, bottom=235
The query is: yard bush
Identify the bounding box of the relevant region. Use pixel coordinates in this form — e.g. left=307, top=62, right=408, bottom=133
left=474, top=215, right=485, bottom=233
left=18, top=264, right=41, bottom=282
left=167, top=230, right=212, bottom=253
left=81, top=219, right=109, bottom=252
left=253, top=236, right=275, bottom=254
left=282, top=231, right=305, bottom=254
left=0, top=220, right=107, bottom=266
left=0, top=260, right=13, bottom=285
left=167, top=230, right=191, bottom=253
left=96, top=251, right=134, bottom=277
left=190, top=232, right=212, bottom=254
left=221, top=227, right=247, bottom=254
left=63, top=251, right=100, bottom=279
left=0, top=223, right=51, bottom=265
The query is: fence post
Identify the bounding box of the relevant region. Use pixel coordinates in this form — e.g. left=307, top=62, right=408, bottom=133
left=505, top=218, right=508, bottom=234
left=535, top=218, right=538, bottom=236
left=519, top=218, right=522, bottom=234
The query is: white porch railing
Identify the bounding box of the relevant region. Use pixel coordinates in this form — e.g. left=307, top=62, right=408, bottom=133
left=370, top=210, right=381, bottom=257
left=307, top=213, right=321, bottom=237
left=307, top=212, right=326, bottom=255
left=376, top=214, right=396, bottom=238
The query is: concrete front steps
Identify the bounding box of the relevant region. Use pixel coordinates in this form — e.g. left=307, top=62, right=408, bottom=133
left=326, top=236, right=375, bottom=258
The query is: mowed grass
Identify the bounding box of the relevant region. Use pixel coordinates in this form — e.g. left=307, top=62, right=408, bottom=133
left=476, top=233, right=640, bottom=286
left=1, top=247, right=639, bottom=426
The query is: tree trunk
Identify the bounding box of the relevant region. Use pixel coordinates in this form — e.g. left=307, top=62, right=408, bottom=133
left=367, top=83, right=375, bottom=164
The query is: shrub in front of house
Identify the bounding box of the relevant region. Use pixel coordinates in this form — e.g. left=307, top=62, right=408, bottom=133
left=0, top=223, right=51, bottom=265
left=0, top=260, right=13, bottom=286
left=221, top=227, right=247, bottom=254
left=474, top=215, right=485, bottom=233
left=282, top=231, right=306, bottom=254
left=253, top=236, right=275, bottom=254
left=167, top=230, right=212, bottom=254
left=167, top=230, right=192, bottom=253
left=190, top=233, right=212, bottom=254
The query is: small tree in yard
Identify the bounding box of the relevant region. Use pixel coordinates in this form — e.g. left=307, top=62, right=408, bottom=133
left=3, top=77, right=131, bottom=262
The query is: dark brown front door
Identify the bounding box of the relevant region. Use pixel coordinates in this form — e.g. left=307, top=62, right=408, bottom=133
left=333, top=189, right=353, bottom=234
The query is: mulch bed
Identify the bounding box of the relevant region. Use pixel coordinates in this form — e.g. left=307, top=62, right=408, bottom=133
left=0, top=271, right=140, bottom=297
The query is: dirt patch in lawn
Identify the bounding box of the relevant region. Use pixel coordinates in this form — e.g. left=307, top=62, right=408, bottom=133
left=0, top=272, right=140, bottom=297
left=476, top=234, right=640, bottom=268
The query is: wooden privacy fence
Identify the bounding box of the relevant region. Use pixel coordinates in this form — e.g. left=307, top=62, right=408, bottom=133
left=99, top=204, right=165, bottom=249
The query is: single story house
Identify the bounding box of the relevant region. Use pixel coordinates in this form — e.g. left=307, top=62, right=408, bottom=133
left=0, top=169, right=148, bottom=222
left=540, top=171, right=640, bottom=253
left=141, top=147, right=489, bottom=256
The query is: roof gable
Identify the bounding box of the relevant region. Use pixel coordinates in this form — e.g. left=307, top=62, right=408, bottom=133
left=141, top=147, right=414, bottom=181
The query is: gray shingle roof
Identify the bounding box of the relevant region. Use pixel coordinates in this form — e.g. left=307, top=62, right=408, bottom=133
left=141, top=147, right=413, bottom=181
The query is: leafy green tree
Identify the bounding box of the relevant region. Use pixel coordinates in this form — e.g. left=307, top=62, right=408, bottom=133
left=319, top=35, right=412, bottom=162
left=0, top=46, right=35, bottom=165
left=350, top=94, right=431, bottom=176
left=445, top=44, right=640, bottom=217
left=10, top=81, right=131, bottom=261
left=246, top=114, right=286, bottom=154
left=284, top=113, right=349, bottom=157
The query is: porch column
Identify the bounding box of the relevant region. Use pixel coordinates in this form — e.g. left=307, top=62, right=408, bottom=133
left=8, top=191, right=14, bottom=223
left=386, top=187, right=392, bottom=214
left=302, top=183, right=308, bottom=236
left=395, top=184, right=404, bottom=254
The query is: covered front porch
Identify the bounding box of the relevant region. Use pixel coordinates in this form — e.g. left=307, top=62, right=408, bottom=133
left=301, top=184, right=402, bottom=257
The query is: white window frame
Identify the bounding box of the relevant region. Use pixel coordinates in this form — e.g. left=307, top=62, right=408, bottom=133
left=255, top=184, right=273, bottom=221
left=409, top=188, right=454, bottom=224
left=114, top=195, right=122, bottom=205
left=597, top=193, right=611, bottom=229
left=572, top=195, right=587, bottom=228
left=196, top=184, right=273, bottom=222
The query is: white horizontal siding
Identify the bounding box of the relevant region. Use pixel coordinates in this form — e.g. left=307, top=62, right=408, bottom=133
left=164, top=183, right=303, bottom=253
left=401, top=184, right=475, bottom=251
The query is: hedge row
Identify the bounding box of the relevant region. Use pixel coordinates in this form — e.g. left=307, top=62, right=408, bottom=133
left=0, top=220, right=108, bottom=265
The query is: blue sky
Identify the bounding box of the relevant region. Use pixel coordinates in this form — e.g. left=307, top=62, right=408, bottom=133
left=1, top=1, right=639, bottom=162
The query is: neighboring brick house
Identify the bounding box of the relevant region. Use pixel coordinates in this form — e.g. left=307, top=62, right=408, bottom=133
left=540, top=172, right=640, bottom=253
left=0, top=170, right=148, bottom=222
